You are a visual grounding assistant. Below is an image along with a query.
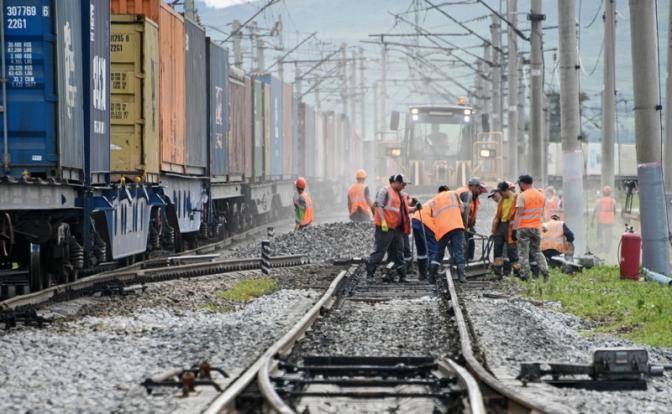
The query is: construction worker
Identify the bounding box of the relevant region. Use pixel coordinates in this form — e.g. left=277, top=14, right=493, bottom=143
left=514, top=174, right=549, bottom=281
left=490, top=181, right=519, bottom=279
left=543, top=186, right=562, bottom=221
left=457, top=177, right=487, bottom=261
left=366, top=173, right=419, bottom=283
left=347, top=169, right=373, bottom=222
left=541, top=214, right=575, bottom=264
left=427, top=188, right=467, bottom=283
left=593, top=186, right=617, bottom=253
left=411, top=185, right=447, bottom=281
left=293, top=177, right=313, bottom=230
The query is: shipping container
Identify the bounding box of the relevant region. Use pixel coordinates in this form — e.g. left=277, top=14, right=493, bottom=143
left=111, top=0, right=161, bottom=24
left=243, top=77, right=253, bottom=178
left=2, top=0, right=85, bottom=181
left=159, top=3, right=185, bottom=173
left=259, top=75, right=283, bottom=177
left=206, top=39, right=228, bottom=178
left=304, top=104, right=316, bottom=177
left=228, top=69, right=250, bottom=178
left=296, top=103, right=307, bottom=176
left=184, top=17, right=207, bottom=175
left=110, top=15, right=160, bottom=183
left=252, top=79, right=264, bottom=178
left=263, top=82, right=271, bottom=177
left=282, top=82, right=293, bottom=177
left=82, top=0, right=111, bottom=185
left=334, top=114, right=343, bottom=180
left=324, top=112, right=336, bottom=180
left=315, top=112, right=325, bottom=180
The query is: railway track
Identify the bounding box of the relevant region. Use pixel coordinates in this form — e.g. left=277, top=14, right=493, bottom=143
left=197, top=260, right=559, bottom=414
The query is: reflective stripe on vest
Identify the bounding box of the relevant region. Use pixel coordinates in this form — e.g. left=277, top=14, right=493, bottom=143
left=374, top=186, right=402, bottom=229
left=348, top=183, right=371, bottom=216
left=541, top=220, right=567, bottom=253
left=431, top=191, right=464, bottom=240
left=295, top=192, right=314, bottom=226
left=518, top=188, right=544, bottom=229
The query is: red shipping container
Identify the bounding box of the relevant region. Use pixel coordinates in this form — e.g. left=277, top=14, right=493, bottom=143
left=111, top=0, right=161, bottom=22
left=228, top=73, right=251, bottom=178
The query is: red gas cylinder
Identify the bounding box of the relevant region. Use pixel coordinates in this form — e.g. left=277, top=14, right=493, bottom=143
left=619, top=229, right=641, bottom=280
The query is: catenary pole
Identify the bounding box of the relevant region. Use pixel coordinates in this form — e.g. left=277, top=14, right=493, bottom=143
left=507, top=0, right=518, bottom=176
left=628, top=0, right=670, bottom=275
left=557, top=0, right=587, bottom=255
left=490, top=15, right=502, bottom=132
left=602, top=0, right=616, bottom=192
left=664, top=0, right=672, bottom=230
left=529, top=0, right=544, bottom=183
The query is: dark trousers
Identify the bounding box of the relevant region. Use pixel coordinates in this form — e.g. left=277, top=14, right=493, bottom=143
left=431, top=229, right=466, bottom=266
left=412, top=219, right=437, bottom=263
left=464, top=229, right=475, bottom=261
left=367, top=226, right=405, bottom=276
left=350, top=209, right=371, bottom=222
left=493, top=222, right=518, bottom=272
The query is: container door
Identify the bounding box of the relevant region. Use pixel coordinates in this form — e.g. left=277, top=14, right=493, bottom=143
left=184, top=17, right=206, bottom=175
left=206, top=39, right=228, bottom=178
left=252, top=79, right=263, bottom=178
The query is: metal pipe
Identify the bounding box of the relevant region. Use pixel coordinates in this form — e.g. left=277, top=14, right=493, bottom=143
left=642, top=268, right=672, bottom=286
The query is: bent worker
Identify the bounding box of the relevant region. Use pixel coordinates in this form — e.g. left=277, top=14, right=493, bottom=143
left=490, top=181, right=519, bottom=279
left=412, top=185, right=448, bottom=281
left=428, top=188, right=467, bottom=283
left=293, top=177, right=313, bottom=230
left=514, top=175, right=549, bottom=281
left=366, top=173, right=416, bottom=283
left=457, top=177, right=487, bottom=261
left=593, top=186, right=617, bottom=253
left=347, top=169, right=373, bottom=222
left=541, top=214, right=575, bottom=264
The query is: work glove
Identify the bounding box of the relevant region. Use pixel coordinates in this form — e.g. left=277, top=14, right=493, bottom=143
left=411, top=197, right=419, bottom=206
left=381, top=220, right=389, bottom=232
left=294, top=224, right=300, bottom=231
left=415, top=202, right=422, bottom=211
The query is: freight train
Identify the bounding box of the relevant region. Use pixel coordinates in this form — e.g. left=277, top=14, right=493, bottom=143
left=0, top=0, right=362, bottom=299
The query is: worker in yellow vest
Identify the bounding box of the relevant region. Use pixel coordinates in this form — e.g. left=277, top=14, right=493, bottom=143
left=427, top=189, right=467, bottom=283
left=541, top=214, right=575, bottom=263
left=293, top=177, right=313, bottom=230
left=456, top=177, right=487, bottom=261
left=347, top=169, right=373, bottom=222
left=490, top=181, right=519, bottom=279
left=593, top=186, right=617, bottom=253
left=513, top=175, right=549, bottom=281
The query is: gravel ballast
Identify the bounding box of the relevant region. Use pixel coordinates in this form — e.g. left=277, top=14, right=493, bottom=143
left=462, top=292, right=672, bottom=413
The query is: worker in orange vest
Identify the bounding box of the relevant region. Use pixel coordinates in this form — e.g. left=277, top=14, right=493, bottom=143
left=366, top=173, right=419, bottom=283
left=427, top=188, right=467, bottom=283
left=541, top=214, right=575, bottom=263
left=293, top=177, right=313, bottom=230
left=457, top=177, right=487, bottom=261
left=411, top=185, right=448, bottom=281
left=593, top=185, right=617, bottom=253
left=490, top=181, right=519, bottom=279
left=543, top=186, right=562, bottom=221
left=347, top=169, right=373, bottom=222
left=513, top=174, right=549, bottom=281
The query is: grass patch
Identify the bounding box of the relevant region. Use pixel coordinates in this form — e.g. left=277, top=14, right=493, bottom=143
left=201, top=302, right=235, bottom=313
left=510, top=265, right=672, bottom=347
left=215, top=277, right=278, bottom=302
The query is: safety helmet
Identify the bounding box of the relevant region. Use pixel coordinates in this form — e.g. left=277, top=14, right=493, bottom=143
left=603, top=185, right=612, bottom=195
left=356, top=169, right=367, bottom=180
left=295, top=177, right=307, bottom=190
left=545, top=186, right=555, bottom=194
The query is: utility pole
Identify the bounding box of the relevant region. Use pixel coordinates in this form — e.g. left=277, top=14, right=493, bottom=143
left=351, top=49, right=358, bottom=129
left=529, top=0, right=544, bottom=183
left=507, top=0, right=518, bottom=176
left=602, top=0, right=616, bottom=191
left=232, top=20, right=243, bottom=68
left=483, top=45, right=492, bottom=122
left=294, top=62, right=302, bottom=98
left=341, top=43, right=348, bottom=117
left=490, top=15, right=502, bottom=132
left=629, top=0, right=670, bottom=275
left=359, top=48, right=366, bottom=141
left=558, top=0, right=587, bottom=255
left=373, top=81, right=379, bottom=139
left=517, top=54, right=526, bottom=172
left=184, top=0, right=196, bottom=19
left=381, top=44, right=387, bottom=131
left=664, top=0, right=672, bottom=229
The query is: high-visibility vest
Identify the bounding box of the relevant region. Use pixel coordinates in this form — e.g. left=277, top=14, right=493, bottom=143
left=493, top=194, right=517, bottom=244
left=541, top=220, right=567, bottom=253
left=428, top=190, right=464, bottom=240
left=294, top=192, right=314, bottom=226
left=596, top=196, right=616, bottom=224
left=347, top=183, right=371, bottom=216
left=457, top=186, right=479, bottom=227
left=544, top=196, right=562, bottom=221
left=374, top=186, right=402, bottom=229
left=517, top=188, right=544, bottom=229
left=413, top=196, right=438, bottom=234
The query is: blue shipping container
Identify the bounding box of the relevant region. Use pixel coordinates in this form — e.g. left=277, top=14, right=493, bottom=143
left=81, top=0, right=110, bottom=185
left=259, top=75, right=283, bottom=177
left=2, top=1, right=85, bottom=181
left=206, top=38, right=228, bottom=177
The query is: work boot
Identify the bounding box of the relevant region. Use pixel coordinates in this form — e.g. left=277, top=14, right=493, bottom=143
left=381, top=273, right=395, bottom=283
left=428, top=262, right=440, bottom=284
left=457, top=264, right=467, bottom=283
left=417, top=260, right=428, bottom=281
left=542, top=272, right=549, bottom=282
left=398, top=270, right=408, bottom=283
left=493, top=265, right=503, bottom=280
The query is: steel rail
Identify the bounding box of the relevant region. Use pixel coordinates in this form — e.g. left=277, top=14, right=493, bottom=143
left=0, top=255, right=308, bottom=312
left=445, top=270, right=563, bottom=414
left=204, top=267, right=351, bottom=414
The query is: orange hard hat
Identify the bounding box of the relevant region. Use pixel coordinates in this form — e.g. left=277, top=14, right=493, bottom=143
left=295, top=177, right=307, bottom=190
left=603, top=185, right=612, bottom=194
left=356, top=169, right=367, bottom=180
